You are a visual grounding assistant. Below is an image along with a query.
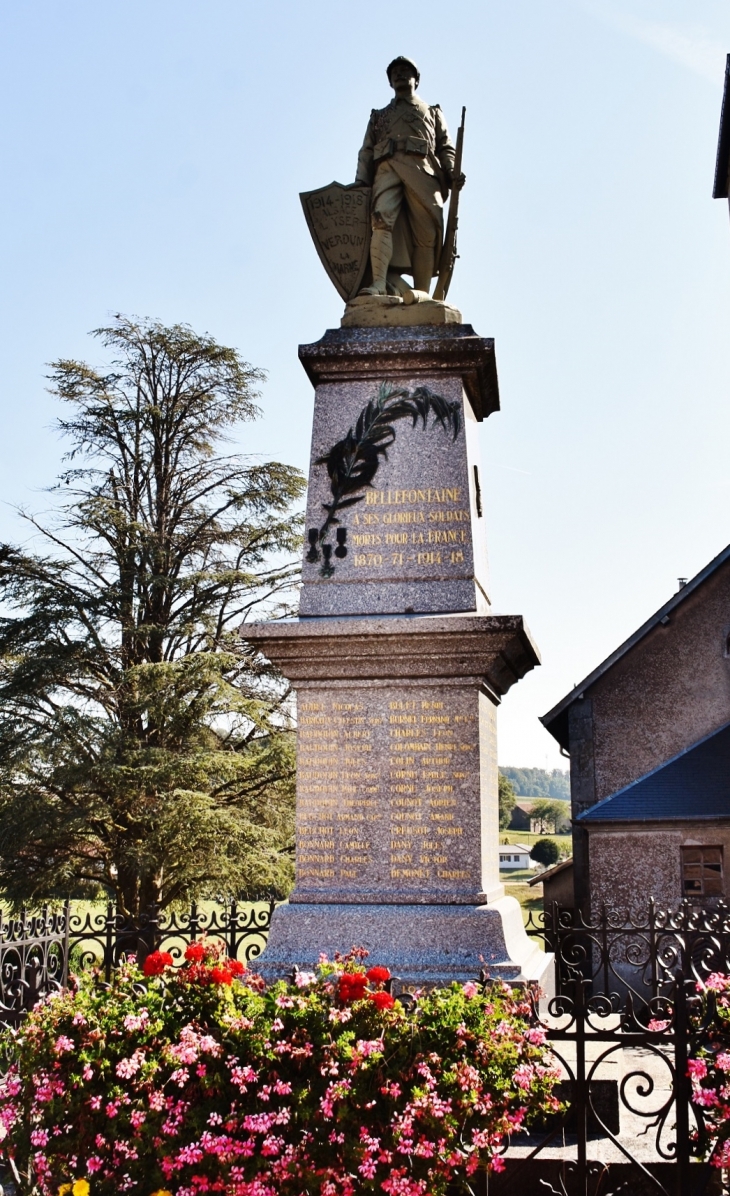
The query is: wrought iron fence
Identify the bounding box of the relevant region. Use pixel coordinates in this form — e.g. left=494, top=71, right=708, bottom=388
left=496, top=900, right=730, bottom=1195
left=526, top=898, right=730, bottom=1010
left=0, top=906, right=69, bottom=1029
left=68, top=899, right=277, bottom=981
left=0, top=899, right=276, bottom=1030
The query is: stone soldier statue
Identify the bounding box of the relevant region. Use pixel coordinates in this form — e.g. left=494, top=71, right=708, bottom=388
left=356, top=56, right=464, bottom=297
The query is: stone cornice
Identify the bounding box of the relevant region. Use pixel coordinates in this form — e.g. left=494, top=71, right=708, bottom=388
left=242, top=614, right=538, bottom=700
left=298, top=325, right=499, bottom=422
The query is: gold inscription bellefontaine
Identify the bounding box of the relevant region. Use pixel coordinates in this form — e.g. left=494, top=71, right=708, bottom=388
left=330, top=485, right=473, bottom=571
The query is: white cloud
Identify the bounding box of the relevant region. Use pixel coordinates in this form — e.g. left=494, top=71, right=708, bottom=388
left=581, top=2, right=726, bottom=84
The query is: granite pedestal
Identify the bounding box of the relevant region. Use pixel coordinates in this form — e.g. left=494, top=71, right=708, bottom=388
left=261, top=901, right=549, bottom=986
left=243, top=323, right=553, bottom=990
left=297, top=325, right=496, bottom=618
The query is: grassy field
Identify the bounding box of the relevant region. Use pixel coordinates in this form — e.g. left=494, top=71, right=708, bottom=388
left=498, top=868, right=537, bottom=882
left=502, top=877, right=545, bottom=946
left=503, top=879, right=542, bottom=911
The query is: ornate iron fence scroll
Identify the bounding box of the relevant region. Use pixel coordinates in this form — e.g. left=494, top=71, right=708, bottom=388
left=67, top=900, right=277, bottom=981
left=0, top=900, right=277, bottom=1037
left=526, top=899, right=730, bottom=1009
left=493, top=900, right=730, bottom=1196
left=0, top=905, right=69, bottom=1030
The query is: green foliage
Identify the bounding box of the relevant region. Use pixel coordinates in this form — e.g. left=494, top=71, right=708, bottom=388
left=0, top=315, right=305, bottom=917
left=530, top=838, right=561, bottom=867
left=498, top=772, right=517, bottom=829
left=500, top=766, right=570, bottom=800
left=529, top=798, right=571, bottom=834
left=0, top=946, right=561, bottom=1195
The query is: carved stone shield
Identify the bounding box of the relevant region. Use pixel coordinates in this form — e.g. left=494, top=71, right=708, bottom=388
left=300, top=182, right=371, bottom=302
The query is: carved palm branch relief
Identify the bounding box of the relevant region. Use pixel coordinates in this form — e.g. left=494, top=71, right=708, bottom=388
left=307, top=383, right=461, bottom=576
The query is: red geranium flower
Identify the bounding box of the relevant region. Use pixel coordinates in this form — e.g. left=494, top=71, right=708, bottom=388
left=143, top=950, right=173, bottom=977
left=339, top=972, right=367, bottom=1003
left=366, top=966, right=391, bottom=985
left=210, top=966, right=233, bottom=986
left=368, top=991, right=395, bottom=1010
left=184, top=942, right=205, bottom=963
left=228, top=959, right=245, bottom=977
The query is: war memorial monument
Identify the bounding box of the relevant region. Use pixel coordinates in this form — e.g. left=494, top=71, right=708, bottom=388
left=246, top=57, right=552, bottom=989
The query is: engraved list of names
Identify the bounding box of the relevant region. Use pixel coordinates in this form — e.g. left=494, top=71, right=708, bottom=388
left=291, top=684, right=492, bottom=904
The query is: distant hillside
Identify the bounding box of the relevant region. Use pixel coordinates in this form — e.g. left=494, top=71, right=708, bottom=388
left=499, top=766, right=570, bottom=800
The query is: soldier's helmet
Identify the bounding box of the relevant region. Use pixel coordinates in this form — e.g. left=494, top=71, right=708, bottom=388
left=387, top=56, right=420, bottom=86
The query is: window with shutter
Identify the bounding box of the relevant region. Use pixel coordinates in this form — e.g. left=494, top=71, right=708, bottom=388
left=682, top=846, right=723, bottom=898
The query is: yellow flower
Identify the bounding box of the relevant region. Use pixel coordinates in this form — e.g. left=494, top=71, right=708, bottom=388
left=151, top=1191, right=173, bottom=1196
left=58, top=1186, right=72, bottom=1196
left=72, top=1182, right=90, bottom=1196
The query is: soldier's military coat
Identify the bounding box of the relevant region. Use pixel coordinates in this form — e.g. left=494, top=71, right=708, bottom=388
left=356, top=94, right=456, bottom=277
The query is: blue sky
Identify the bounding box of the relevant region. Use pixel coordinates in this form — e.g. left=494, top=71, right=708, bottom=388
left=1, top=1, right=729, bottom=768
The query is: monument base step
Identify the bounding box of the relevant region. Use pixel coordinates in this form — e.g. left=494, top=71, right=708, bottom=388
left=256, top=897, right=554, bottom=993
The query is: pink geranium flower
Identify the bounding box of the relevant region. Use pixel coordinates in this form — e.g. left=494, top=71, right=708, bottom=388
left=0, top=950, right=560, bottom=1193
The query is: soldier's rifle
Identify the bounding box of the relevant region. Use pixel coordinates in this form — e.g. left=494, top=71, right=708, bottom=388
left=433, top=106, right=466, bottom=303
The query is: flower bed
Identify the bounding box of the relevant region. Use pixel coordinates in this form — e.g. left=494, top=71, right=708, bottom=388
left=0, top=942, right=560, bottom=1196
left=687, top=971, right=730, bottom=1168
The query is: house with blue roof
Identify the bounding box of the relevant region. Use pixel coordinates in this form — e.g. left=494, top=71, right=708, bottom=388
left=541, top=543, right=730, bottom=916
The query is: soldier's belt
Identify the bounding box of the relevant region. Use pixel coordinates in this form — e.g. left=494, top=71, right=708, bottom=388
left=373, top=135, right=431, bottom=161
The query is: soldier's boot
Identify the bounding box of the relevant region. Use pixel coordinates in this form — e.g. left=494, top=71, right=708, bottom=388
left=360, top=229, right=392, bottom=296
left=387, top=272, right=417, bottom=304
left=412, top=247, right=435, bottom=295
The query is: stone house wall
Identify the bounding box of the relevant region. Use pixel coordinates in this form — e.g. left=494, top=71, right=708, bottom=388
left=586, top=821, right=730, bottom=915
left=567, top=557, right=730, bottom=909
left=575, top=561, right=730, bottom=804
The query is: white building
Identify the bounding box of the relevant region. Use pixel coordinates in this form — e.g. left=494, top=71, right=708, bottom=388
left=499, top=843, right=533, bottom=871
